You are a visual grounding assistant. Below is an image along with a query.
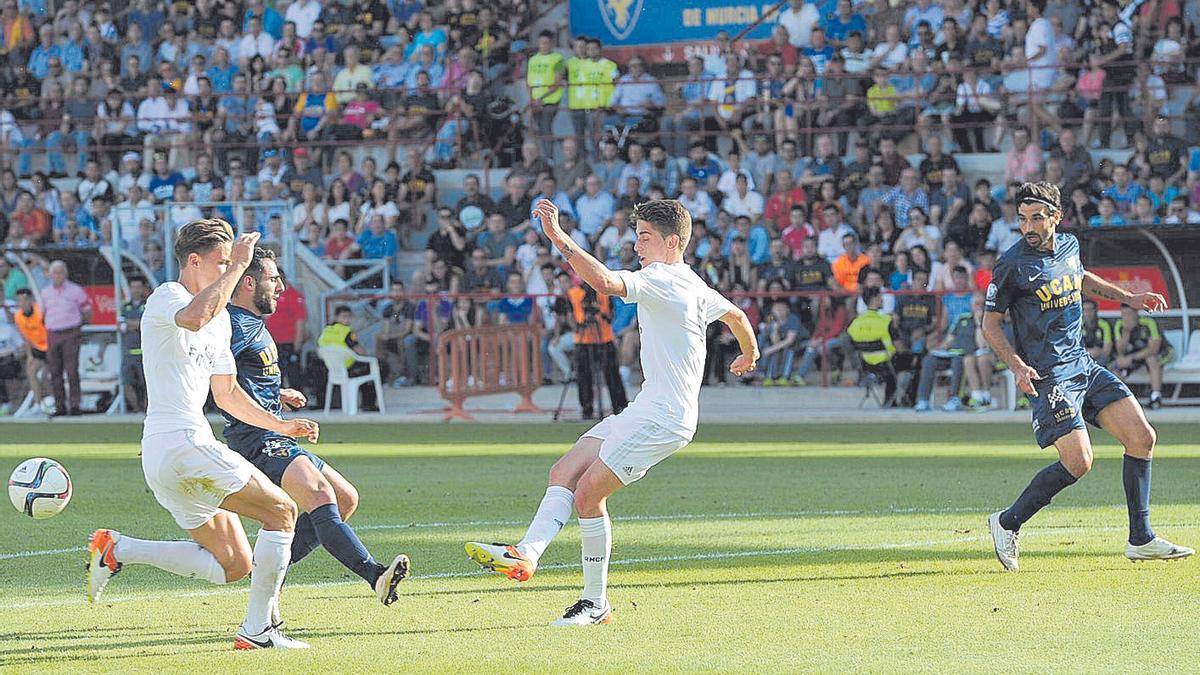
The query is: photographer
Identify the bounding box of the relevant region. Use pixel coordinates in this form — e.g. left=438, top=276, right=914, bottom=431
left=566, top=277, right=628, bottom=420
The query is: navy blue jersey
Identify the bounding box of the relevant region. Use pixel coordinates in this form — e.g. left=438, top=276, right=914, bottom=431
left=985, top=233, right=1088, bottom=379
left=222, top=304, right=285, bottom=453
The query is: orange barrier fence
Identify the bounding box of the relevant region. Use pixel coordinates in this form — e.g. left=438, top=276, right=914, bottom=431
left=436, top=323, right=544, bottom=422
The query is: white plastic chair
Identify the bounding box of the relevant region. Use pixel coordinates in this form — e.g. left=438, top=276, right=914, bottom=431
left=318, top=345, right=385, bottom=415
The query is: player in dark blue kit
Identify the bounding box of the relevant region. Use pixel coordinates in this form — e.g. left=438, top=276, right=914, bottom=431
left=225, top=248, right=410, bottom=612
left=982, top=182, right=1192, bottom=571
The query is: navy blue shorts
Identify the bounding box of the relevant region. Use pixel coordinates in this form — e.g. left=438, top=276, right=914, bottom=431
left=247, top=438, right=326, bottom=485
left=1030, top=361, right=1132, bottom=449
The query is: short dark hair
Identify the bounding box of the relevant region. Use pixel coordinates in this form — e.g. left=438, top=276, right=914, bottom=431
left=244, top=246, right=277, bottom=284
left=1015, top=181, right=1061, bottom=212
left=630, top=199, right=693, bottom=249
left=15, top=287, right=32, bottom=298
left=334, top=304, right=352, bottom=316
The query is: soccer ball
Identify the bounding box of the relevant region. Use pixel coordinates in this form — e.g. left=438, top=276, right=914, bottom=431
left=8, top=458, right=72, bottom=519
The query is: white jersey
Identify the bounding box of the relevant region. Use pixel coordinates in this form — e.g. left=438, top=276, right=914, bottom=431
left=141, top=282, right=236, bottom=442
left=614, top=262, right=735, bottom=440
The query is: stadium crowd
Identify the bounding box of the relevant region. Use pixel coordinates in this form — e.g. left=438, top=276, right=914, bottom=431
left=1, top=0, right=1199, bottom=415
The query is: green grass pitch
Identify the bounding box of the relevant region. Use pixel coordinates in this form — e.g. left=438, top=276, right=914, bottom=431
left=1, top=421, right=1197, bottom=672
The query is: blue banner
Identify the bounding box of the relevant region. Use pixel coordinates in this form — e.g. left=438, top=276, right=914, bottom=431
left=570, top=0, right=777, bottom=46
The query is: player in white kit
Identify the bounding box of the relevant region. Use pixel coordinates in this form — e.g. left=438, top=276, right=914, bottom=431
left=466, top=199, right=759, bottom=625
left=85, top=220, right=320, bottom=650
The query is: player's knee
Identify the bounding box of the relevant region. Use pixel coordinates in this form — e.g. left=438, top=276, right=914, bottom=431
left=262, top=493, right=298, bottom=532
left=336, top=480, right=360, bottom=518
left=548, top=457, right=578, bottom=488
left=1128, top=424, right=1156, bottom=458
left=1063, top=451, right=1093, bottom=478
left=222, top=552, right=253, bottom=583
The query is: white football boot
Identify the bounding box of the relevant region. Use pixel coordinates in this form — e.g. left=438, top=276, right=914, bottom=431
left=550, top=599, right=612, bottom=626
left=234, top=625, right=311, bottom=650
left=988, top=511, right=1020, bottom=571
left=1125, top=537, right=1194, bottom=561
left=375, top=553, right=411, bottom=606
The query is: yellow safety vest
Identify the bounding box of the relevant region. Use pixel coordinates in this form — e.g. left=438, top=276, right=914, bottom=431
left=527, top=51, right=565, bottom=105
left=566, top=56, right=590, bottom=110
left=847, top=310, right=895, bottom=366
left=318, top=323, right=356, bottom=367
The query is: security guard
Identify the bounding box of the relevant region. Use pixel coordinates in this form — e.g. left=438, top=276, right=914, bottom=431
left=318, top=305, right=377, bottom=411
left=848, top=288, right=899, bottom=405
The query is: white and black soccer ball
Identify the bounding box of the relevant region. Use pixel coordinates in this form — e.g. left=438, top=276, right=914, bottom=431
left=8, top=458, right=72, bottom=519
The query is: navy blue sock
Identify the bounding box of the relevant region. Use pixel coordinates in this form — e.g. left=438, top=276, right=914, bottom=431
left=999, top=461, right=1078, bottom=531
left=1122, top=455, right=1155, bottom=546
left=289, top=512, right=323, bottom=565
left=309, top=503, right=386, bottom=586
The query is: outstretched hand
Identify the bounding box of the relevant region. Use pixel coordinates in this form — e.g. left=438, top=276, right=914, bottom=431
left=532, top=198, right=564, bottom=244
left=1129, top=292, right=1168, bottom=313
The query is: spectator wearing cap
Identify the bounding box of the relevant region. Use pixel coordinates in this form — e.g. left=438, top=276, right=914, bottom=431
left=256, top=147, right=288, bottom=190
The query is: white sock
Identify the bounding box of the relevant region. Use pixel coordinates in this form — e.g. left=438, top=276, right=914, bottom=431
left=114, top=534, right=227, bottom=584
left=243, top=529, right=293, bottom=634
left=579, top=515, right=611, bottom=607
left=516, top=485, right=574, bottom=563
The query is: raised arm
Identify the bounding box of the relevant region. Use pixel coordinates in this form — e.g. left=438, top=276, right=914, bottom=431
left=719, top=306, right=759, bottom=376
left=1081, top=270, right=1168, bottom=311
left=534, top=199, right=627, bottom=297
left=175, top=232, right=260, bottom=332
left=982, top=310, right=1040, bottom=397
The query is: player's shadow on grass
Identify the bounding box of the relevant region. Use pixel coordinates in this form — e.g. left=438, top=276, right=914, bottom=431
left=297, top=623, right=540, bottom=639
left=0, top=629, right=231, bottom=664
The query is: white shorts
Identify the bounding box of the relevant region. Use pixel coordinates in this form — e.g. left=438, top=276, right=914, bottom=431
left=140, top=430, right=254, bottom=530
left=582, top=408, right=690, bottom=485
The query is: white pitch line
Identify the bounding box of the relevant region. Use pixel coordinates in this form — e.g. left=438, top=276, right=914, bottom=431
left=7, top=523, right=1195, bottom=612
left=3, top=533, right=983, bottom=610
left=0, top=506, right=990, bottom=562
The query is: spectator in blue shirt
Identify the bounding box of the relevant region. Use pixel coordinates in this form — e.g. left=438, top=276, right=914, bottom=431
left=27, top=24, right=61, bottom=80
left=409, top=12, right=448, bottom=60
left=823, top=0, right=867, bottom=47
left=803, top=28, right=835, bottom=75
left=126, top=0, right=166, bottom=42
left=147, top=153, right=185, bottom=202
left=1101, top=164, right=1143, bottom=215
left=574, top=175, right=616, bottom=239
left=350, top=214, right=400, bottom=274
left=244, top=0, right=284, bottom=39
left=492, top=271, right=535, bottom=325
left=685, top=142, right=722, bottom=185
left=529, top=174, right=577, bottom=228
left=722, top=215, right=771, bottom=265
left=206, top=47, right=239, bottom=93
